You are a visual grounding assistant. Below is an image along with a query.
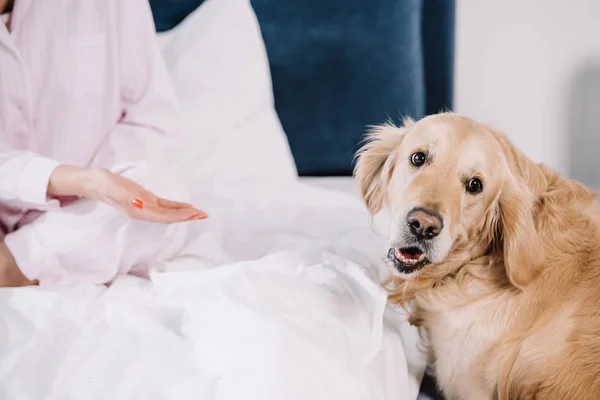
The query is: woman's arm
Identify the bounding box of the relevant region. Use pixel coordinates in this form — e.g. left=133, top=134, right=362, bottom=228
left=0, top=150, right=203, bottom=223
left=47, top=165, right=92, bottom=198
left=0, top=147, right=61, bottom=210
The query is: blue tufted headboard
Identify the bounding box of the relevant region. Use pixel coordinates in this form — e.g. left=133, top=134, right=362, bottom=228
left=150, top=0, right=455, bottom=177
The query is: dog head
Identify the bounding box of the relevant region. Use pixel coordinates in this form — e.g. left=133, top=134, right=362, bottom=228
left=354, top=113, right=546, bottom=290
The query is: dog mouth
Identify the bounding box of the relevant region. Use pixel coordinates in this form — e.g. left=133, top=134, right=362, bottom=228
left=387, top=246, right=430, bottom=274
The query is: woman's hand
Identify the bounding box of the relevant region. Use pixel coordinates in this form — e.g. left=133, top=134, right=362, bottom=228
left=48, top=165, right=207, bottom=223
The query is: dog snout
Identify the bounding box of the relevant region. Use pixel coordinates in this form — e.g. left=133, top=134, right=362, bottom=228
left=407, top=208, right=443, bottom=240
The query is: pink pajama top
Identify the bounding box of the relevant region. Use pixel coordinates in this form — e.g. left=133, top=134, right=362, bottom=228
left=0, top=0, right=186, bottom=284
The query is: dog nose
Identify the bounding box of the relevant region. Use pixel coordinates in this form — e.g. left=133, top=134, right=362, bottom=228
left=407, top=208, right=442, bottom=240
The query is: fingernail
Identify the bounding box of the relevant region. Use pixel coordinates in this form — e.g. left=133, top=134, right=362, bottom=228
left=187, top=213, right=208, bottom=221
left=132, top=198, right=144, bottom=209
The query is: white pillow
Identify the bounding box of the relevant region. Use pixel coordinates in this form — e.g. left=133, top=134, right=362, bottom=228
left=157, top=0, right=298, bottom=185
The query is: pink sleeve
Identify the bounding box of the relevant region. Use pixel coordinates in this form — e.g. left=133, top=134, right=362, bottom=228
left=89, top=0, right=179, bottom=170
left=0, top=145, right=60, bottom=209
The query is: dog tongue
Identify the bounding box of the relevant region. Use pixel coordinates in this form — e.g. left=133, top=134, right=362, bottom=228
left=395, top=248, right=422, bottom=260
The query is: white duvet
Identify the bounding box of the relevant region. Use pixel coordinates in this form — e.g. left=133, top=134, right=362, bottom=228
left=0, top=0, right=427, bottom=398
left=0, top=181, right=425, bottom=400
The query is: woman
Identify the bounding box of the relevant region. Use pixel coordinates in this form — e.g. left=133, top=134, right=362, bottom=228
left=0, top=0, right=206, bottom=287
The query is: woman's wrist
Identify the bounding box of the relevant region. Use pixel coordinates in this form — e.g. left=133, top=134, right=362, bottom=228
left=47, top=165, right=102, bottom=199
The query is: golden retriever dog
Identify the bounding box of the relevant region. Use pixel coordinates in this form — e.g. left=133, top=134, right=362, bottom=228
left=354, top=113, right=600, bottom=400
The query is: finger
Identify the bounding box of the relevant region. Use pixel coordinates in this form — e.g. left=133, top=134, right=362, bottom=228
left=156, top=197, right=195, bottom=210
left=128, top=208, right=188, bottom=223
left=156, top=198, right=207, bottom=219
left=132, top=205, right=207, bottom=223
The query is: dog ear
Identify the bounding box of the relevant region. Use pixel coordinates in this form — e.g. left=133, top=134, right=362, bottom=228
left=497, top=173, right=544, bottom=290
left=486, top=126, right=546, bottom=289
left=354, top=119, right=411, bottom=214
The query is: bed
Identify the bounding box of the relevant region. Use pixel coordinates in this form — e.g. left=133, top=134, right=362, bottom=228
left=0, top=0, right=455, bottom=398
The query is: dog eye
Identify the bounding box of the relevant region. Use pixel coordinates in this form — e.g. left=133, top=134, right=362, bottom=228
left=465, top=178, right=483, bottom=194
left=410, top=152, right=426, bottom=167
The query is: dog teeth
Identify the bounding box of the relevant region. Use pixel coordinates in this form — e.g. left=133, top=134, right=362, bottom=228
left=394, top=248, right=407, bottom=262
left=394, top=249, right=425, bottom=264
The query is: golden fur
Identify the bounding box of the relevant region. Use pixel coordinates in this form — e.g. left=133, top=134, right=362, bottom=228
left=354, top=113, right=600, bottom=399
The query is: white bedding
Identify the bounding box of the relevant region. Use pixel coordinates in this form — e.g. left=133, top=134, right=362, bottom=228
left=301, top=176, right=360, bottom=197
left=0, top=181, right=426, bottom=400
left=0, top=1, right=427, bottom=398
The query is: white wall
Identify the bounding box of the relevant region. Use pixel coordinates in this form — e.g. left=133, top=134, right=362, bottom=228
left=454, top=0, right=600, bottom=189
